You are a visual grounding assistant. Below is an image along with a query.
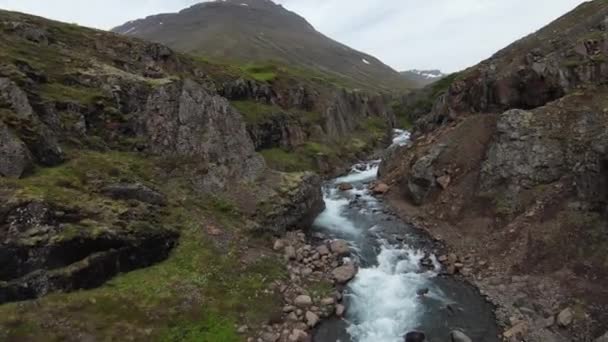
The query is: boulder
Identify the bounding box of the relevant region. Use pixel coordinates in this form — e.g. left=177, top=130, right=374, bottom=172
left=557, top=308, right=574, bottom=327
left=285, top=246, right=297, bottom=260
left=288, top=329, right=309, bottom=342
left=330, top=240, right=350, bottom=256
left=450, top=330, right=472, bottom=342
left=337, top=183, right=353, bottom=191
left=335, top=304, right=346, bottom=317
left=332, top=263, right=357, bottom=284
left=405, top=331, right=426, bottom=342
left=596, top=332, right=608, bottom=342
left=294, top=295, right=313, bottom=308
left=101, top=183, right=167, bottom=206
left=316, top=244, right=330, bottom=256
left=371, top=182, right=390, bottom=194
left=436, top=175, right=451, bottom=190
left=305, top=311, right=320, bottom=327
left=0, top=121, right=33, bottom=178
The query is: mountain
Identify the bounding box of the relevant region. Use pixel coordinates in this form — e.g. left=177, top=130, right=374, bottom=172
left=400, top=69, right=446, bottom=88
left=383, top=1, right=608, bottom=340
left=0, top=6, right=396, bottom=341
left=112, top=0, right=411, bottom=92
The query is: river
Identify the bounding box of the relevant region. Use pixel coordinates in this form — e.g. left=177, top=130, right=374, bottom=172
left=311, top=130, right=499, bottom=342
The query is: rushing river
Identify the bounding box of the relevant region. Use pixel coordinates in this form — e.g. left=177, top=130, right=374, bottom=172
left=312, top=130, right=499, bottom=342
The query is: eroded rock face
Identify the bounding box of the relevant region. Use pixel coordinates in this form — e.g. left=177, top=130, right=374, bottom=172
left=407, top=144, right=446, bottom=205
left=0, top=78, right=64, bottom=166
left=0, top=201, right=178, bottom=304
left=0, top=121, right=33, bottom=178
left=481, top=109, right=564, bottom=190
left=256, top=172, right=325, bottom=233
left=141, top=79, right=265, bottom=191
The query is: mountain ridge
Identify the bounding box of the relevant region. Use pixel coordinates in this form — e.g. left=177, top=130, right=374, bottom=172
left=112, top=0, right=412, bottom=92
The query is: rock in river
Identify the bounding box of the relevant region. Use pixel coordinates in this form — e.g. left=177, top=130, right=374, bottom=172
left=332, top=263, right=357, bottom=284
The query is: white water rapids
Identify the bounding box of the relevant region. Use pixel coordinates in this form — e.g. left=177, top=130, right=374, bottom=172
left=312, top=130, right=445, bottom=342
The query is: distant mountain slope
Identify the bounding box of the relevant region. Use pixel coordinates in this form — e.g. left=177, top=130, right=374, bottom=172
left=400, top=69, right=446, bottom=88
left=112, top=0, right=412, bottom=92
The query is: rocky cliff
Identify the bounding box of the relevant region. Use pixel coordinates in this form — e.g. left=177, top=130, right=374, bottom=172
left=380, top=1, right=608, bottom=341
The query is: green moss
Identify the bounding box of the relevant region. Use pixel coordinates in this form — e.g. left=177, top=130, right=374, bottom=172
left=240, top=63, right=278, bottom=82
left=160, top=315, right=239, bottom=342
left=231, top=100, right=284, bottom=124
left=261, top=147, right=314, bottom=172
left=40, top=83, right=105, bottom=104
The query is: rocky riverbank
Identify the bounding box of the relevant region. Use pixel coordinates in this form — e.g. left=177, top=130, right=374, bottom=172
left=244, top=231, right=355, bottom=342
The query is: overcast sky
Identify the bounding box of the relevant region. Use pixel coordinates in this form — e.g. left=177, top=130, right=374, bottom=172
left=0, top=0, right=588, bottom=72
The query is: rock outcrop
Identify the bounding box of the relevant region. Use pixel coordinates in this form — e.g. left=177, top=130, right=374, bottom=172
left=141, top=79, right=266, bottom=191
left=379, top=2, right=608, bottom=340
left=0, top=121, right=32, bottom=178
left=0, top=201, right=178, bottom=304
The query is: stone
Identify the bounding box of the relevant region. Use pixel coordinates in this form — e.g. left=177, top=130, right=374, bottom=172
left=405, top=331, right=426, bottom=342
left=557, top=307, right=574, bottom=327
left=595, top=332, right=608, bottom=342
left=335, top=304, right=346, bottom=317
left=101, top=183, right=167, bottom=206
left=305, top=311, right=319, bottom=327
left=273, top=239, right=285, bottom=251
left=320, top=297, right=335, bottom=306
left=437, top=175, right=451, bottom=190
left=294, top=295, right=313, bottom=308
left=0, top=121, right=33, bottom=178
left=416, top=288, right=430, bottom=296
left=332, top=263, right=357, bottom=284
left=330, top=240, right=350, bottom=256
left=316, top=245, right=330, bottom=256
left=261, top=332, right=279, bottom=342
left=337, top=183, right=353, bottom=191
left=503, top=322, right=528, bottom=339
left=285, top=246, right=297, bottom=260
left=288, top=329, right=308, bottom=342
left=371, top=182, right=390, bottom=194
left=450, top=330, right=472, bottom=342
left=237, top=325, right=249, bottom=334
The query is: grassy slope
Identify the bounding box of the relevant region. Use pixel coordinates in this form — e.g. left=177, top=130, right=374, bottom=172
left=112, top=0, right=412, bottom=93
left=0, top=10, right=349, bottom=341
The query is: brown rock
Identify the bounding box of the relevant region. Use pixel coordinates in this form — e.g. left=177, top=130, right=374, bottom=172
left=273, top=239, right=285, bottom=251
left=332, top=263, right=357, bottom=284
left=305, top=311, right=320, bottom=327
left=371, top=182, right=390, bottom=194
left=285, top=246, right=297, bottom=260
left=503, top=322, right=529, bottom=339
left=557, top=307, right=574, bottom=327
left=335, top=304, right=346, bottom=317
left=330, top=240, right=350, bottom=256
left=294, top=295, right=313, bottom=308
left=337, top=183, right=354, bottom=191
left=437, top=175, right=451, bottom=190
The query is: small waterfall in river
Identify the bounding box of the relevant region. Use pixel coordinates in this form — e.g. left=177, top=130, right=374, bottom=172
left=312, top=129, right=499, bottom=342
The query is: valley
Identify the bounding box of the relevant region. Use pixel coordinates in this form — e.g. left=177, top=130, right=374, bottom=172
left=0, top=0, right=608, bottom=341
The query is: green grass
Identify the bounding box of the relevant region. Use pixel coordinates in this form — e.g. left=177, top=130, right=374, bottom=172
left=240, top=63, right=278, bottom=82
left=40, top=83, right=106, bottom=104
left=0, top=149, right=288, bottom=341
left=231, top=100, right=284, bottom=124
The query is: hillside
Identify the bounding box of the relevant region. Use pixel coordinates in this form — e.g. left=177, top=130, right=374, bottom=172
left=381, top=1, right=608, bottom=341
left=112, top=0, right=412, bottom=92
left=0, top=8, right=397, bottom=341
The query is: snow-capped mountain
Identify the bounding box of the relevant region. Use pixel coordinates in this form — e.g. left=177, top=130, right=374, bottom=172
left=400, top=69, right=446, bottom=88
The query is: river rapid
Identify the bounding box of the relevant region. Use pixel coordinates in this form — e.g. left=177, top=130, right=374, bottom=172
left=311, top=130, right=499, bottom=342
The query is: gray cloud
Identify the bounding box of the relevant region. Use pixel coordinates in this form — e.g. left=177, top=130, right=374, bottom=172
left=0, top=0, right=587, bottom=72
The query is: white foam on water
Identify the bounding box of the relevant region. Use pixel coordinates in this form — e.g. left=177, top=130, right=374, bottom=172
left=335, top=163, right=380, bottom=184
left=346, top=244, right=435, bottom=342
left=313, top=189, right=359, bottom=236
left=391, top=129, right=411, bottom=148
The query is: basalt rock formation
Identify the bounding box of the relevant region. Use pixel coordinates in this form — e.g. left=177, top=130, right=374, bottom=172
left=380, top=1, right=608, bottom=341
